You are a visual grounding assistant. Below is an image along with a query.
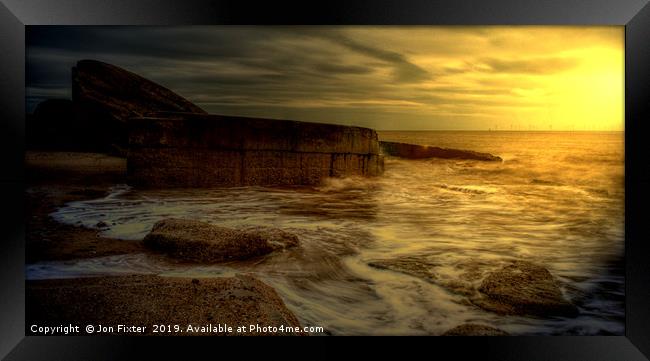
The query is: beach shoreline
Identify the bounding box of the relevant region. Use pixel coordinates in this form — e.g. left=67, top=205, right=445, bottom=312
left=25, top=151, right=309, bottom=335
left=26, top=151, right=143, bottom=263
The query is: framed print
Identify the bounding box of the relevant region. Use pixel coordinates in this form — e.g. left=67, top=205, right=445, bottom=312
left=1, top=0, right=649, bottom=360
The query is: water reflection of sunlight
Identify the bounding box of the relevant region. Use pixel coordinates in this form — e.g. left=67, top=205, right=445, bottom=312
left=42, top=132, right=624, bottom=335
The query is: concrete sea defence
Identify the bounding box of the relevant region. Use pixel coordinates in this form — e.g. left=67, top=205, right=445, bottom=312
left=127, top=112, right=385, bottom=187
left=28, top=60, right=206, bottom=154
left=380, top=140, right=502, bottom=161
left=28, top=59, right=384, bottom=186
left=31, top=59, right=506, bottom=187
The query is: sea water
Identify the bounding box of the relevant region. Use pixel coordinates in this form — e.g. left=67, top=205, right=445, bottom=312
left=31, top=131, right=625, bottom=335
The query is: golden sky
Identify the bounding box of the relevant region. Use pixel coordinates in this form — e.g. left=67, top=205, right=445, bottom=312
left=28, top=26, right=624, bottom=131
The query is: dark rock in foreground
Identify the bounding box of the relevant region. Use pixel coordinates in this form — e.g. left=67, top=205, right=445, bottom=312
left=128, top=112, right=384, bottom=187
left=472, top=260, right=578, bottom=317
left=380, top=141, right=502, bottom=161
left=442, top=323, right=510, bottom=336
left=143, top=218, right=299, bottom=262
left=26, top=274, right=305, bottom=335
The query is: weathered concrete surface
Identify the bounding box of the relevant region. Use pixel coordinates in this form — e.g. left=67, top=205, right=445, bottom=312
left=26, top=274, right=306, bottom=335
left=28, top=60, right=207, bottom=154
left=143, top=218, right=299, bottom=262
left=472, top=261, right=579, bottom=317
left=380, top=141, right=502, bottom=161
left=66, top=59, right=206, bottom=153
left=128, top=112, right=384, bottom=187
left=442, top=324, right=510, bottom=336
left=72, top=60, right=206, bottom=120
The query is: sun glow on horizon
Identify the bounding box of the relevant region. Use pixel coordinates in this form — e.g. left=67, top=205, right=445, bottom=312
left=27, top=26, right=625, bottom=131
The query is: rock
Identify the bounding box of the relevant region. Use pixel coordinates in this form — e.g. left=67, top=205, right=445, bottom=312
left=368, top=256, right=477, bottom=297
left=26, top=274, right=305, bottom=335
left=471, top=260, right=578, bottom=317
left=70, top=59, right=206, bottom=151
left=442, top=323, right=510, bottom=336
left=380, top=141, right=502, bottom=161
left=143, top=218, right=299, bottom=262
left=128, top=112, right=384, bottom=187
left=368, top=256, right=439, bottom=283
left=95, top=221, right=108, bottom=228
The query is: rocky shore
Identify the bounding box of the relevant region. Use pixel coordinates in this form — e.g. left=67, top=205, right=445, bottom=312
left=26, top=150, right=582, bottom=335
left=24, top=59, right=534, bottom=337
left=25, top=151, right=144, bottom=263
left=471, top=261, right=579, bottom=317
left=368, top=256, right=580, bottom=325
left=25, top=151, right=309, bottom=335
left=27, top=274, right=305, bottom=336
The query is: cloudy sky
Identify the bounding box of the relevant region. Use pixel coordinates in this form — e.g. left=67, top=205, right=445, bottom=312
left=26, top=26, right=623, bottom=131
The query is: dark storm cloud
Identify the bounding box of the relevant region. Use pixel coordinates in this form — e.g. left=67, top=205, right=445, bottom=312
left=26, top=26, right=388, bottom=111
left=26, top=26, right=622, bottom=130
left=26, top=26, right=431, bottom=107
left=313, top=33, right=431, bottom=83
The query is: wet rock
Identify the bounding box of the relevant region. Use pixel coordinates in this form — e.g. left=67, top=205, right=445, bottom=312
left=380, top=141, right=502, bottom=161
left=368, top=256, right=439, bottom=283
left=442, top=323, right=510, bottom=336
left=471, top=260, right=578, bottom=317
left=368, top=256, right=478, bottom=297
left=143, top=218, right=299, bottom=262
left=95, top=221, right=108, bottom=228
left=26, top=274, right=305, bottom=335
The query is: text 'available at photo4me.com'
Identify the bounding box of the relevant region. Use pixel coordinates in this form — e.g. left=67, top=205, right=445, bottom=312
left=30, top=323, right=325, bottom=335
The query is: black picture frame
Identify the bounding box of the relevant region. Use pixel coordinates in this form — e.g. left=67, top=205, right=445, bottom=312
left=1, top=0, right=649, bottom=359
